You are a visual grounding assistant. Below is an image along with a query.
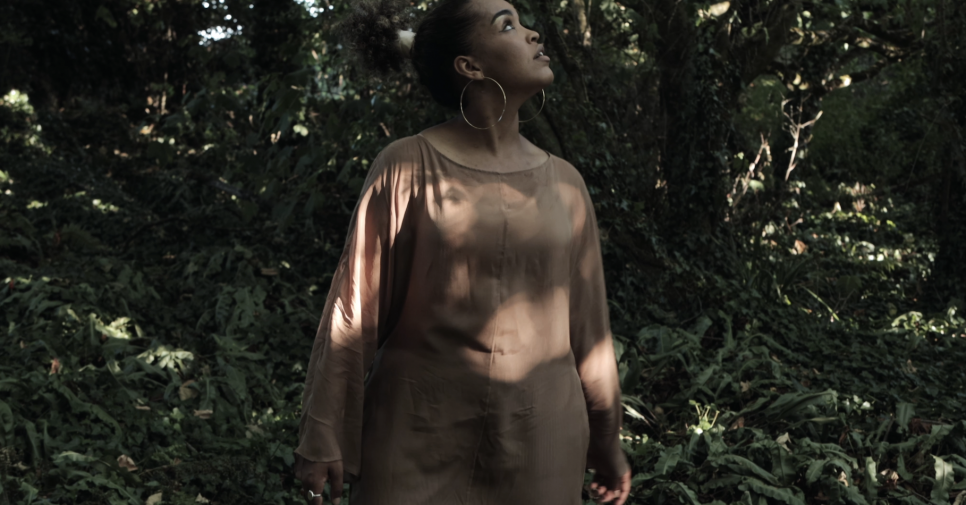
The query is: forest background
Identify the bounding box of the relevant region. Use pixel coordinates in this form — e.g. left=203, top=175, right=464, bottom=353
left=1, top=0, right=965, bottom=504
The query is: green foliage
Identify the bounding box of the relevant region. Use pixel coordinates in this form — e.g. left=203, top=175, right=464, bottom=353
left=613, top=310, right=966, bottom=505
left=1, top=0, right=965, bottom=504
left=0, top=147, right=318, bottom=503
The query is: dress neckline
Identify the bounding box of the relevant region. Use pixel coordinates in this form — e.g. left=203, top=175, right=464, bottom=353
left=415, top=133, right=552, bottom=175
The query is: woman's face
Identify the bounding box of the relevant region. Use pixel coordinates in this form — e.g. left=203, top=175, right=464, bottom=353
left=455, top=0, right=553, bottom=94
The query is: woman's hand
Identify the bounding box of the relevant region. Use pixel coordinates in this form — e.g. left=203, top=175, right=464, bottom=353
left=294, top=454, right=344, bottom=505
left=588, top=468, right=631, bottom=505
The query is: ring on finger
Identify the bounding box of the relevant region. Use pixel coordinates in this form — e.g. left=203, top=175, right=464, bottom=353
left=307, top=490, right=324, bottom=501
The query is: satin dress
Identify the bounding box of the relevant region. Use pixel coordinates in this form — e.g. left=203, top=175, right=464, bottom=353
left=295, top=134, right=628, bottom=505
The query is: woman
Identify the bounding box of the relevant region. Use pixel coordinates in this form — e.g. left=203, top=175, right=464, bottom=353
left=293, top=0, right=631, bottom=503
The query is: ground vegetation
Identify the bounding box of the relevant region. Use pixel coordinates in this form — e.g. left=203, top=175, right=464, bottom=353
left=1, top=0, right=965, bottom=504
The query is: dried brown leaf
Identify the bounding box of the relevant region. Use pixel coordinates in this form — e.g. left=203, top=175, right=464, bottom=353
left=179, top=380, right=199, bottom=401
left=880, top=469, right=899, bottom=489
left=775, top=432, right=792, bottom=453
left=837, top=471, right=849, bottom=487
left=117, top=454, right=138, bottom=472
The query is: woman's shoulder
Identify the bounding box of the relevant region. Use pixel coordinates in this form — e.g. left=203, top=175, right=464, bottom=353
left=373, top=135, right=425, bottom=164
left=362, top=136, right=428, bottom=186
left=513, top=136, right=583, bottom=182
left=546, top=152, right=588, bottom=190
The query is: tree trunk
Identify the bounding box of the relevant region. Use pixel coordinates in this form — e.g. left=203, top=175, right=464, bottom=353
left=653, top=0, right=729, bottom=234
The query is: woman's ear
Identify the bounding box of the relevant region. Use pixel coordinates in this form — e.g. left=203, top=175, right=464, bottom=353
left=454, top=55, right=485, bottom=81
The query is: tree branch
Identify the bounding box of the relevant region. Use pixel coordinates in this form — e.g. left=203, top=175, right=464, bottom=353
left=735, top=1, right=802, bottom=84
left=540, top=10, right=589, bottom=103
left=854, top=18, right=919, bottom=48
left=820, top=49, right=921, bottom=96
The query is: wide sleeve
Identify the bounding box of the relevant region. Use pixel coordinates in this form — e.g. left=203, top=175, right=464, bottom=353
left=295, top=149, right=405, bottom=478
left=568, top=179, right=630, bottom=479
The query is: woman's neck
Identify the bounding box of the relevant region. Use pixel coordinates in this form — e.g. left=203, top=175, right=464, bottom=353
left=447, top=114, right=524, bottom=157
left=452, top=81, right=535, bottom=156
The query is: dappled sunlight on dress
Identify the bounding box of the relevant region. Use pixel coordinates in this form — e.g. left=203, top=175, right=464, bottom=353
left=296, top=134, right=628, bottom=505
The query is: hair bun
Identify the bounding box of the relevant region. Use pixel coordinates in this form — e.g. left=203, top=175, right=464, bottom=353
left=340, top=0, right=412, bottom=75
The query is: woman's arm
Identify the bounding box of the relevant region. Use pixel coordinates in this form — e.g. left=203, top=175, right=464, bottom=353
left=296, top=145, right=410, bottom=477
left=568, top=176, right=630, bottom=489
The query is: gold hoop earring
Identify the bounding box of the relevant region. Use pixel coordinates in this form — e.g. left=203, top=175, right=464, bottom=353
left=460, top=77, right=506, bottom=130
left=519, top=89, right=546, bottom=123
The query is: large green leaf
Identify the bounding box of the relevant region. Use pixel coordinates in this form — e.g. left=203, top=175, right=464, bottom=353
left=655, top=445, right=683, bottom=476
left=0, top=398, right=13, bottom=440
left=739, top=477, right=806, bottom=505
left=716, top=455, right=780, bottom=486
left=897, top=402, right=916, bottom=433
left=934, top=455, right=956, bottom=504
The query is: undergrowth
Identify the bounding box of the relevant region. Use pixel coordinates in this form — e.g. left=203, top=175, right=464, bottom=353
left=2, top=50, right=966, bottom=505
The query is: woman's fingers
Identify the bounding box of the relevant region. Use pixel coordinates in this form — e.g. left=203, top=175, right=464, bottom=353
left=590, top=481, right=602, bottom=503
left=614, top=469, right=632, bottom=505
left=294, top=455, right=327, bottom=505
left=329, top=464, right=344, bottom=505
left=303, top=475, right=327, bottom=505
left=592, top=484, right=610, bottom=504
left=293, top=457, right=347, bottom=505
left=603, top=488, right=619, bottom=503
left=591, top=469, right=632, bottom=504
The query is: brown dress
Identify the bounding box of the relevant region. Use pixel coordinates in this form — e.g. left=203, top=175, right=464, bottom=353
left=296, top=134, right=628, bottom=505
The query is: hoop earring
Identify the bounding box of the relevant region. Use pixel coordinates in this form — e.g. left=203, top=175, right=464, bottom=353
left=519, top=89, right=546, bottom=123
left=460, top=77, right=506, bottom=130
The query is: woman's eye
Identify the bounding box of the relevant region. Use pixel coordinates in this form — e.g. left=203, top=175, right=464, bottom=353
left=503, top=21, right=514, bottom=31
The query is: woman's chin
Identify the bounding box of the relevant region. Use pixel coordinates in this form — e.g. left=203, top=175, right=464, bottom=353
left=537, top=69, right=555, bottom=87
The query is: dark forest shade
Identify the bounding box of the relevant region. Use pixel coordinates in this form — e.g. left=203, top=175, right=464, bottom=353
left=0, top=0, right=964, bottom=503
left=341, top=0, right=481, bottom=109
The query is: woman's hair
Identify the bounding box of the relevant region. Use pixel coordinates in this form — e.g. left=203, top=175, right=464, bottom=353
left=340, top=0, right=481, bottom=109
